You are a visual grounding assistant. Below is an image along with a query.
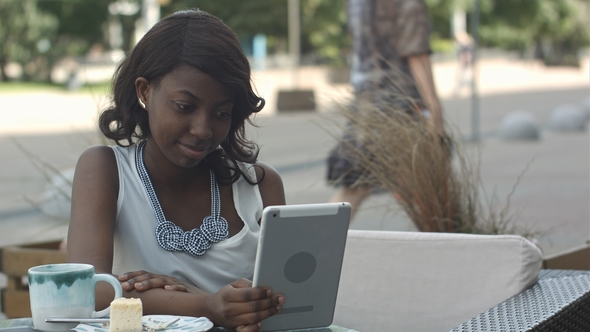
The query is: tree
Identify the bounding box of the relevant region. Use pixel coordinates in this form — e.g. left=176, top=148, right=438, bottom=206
left=469, top=0, right=588, bottom=65
left=162, top=0, right=349, bottom=65
left=0, top=0, right=114, bottom=82
left=531, top=0, right=589, bottom=66
left=0, top=0, right=58, bottom=81
left=37, top=0, right=112, bottom=49
left=162, top=0, right=288, bottom=36
left=300, top=0, right=349, bottom=66
left=477, top=0, right=539, bottom=53
left=425, top=0, right=457, bottom=40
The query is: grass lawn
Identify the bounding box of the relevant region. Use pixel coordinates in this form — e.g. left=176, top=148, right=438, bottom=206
left=0, top=81, right=111, bottom=95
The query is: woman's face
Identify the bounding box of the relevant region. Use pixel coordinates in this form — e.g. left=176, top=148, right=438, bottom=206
left=137, top=64, right=235, bottom=169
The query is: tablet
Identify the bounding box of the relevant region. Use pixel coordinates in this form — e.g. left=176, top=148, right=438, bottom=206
left=253, top=202, right=351, bottom=331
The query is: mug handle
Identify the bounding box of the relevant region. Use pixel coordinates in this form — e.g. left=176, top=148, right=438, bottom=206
left=91, top=273, right=123, bottom=318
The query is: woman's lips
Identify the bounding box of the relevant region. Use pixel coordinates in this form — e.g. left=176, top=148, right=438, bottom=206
left=178, top=142, right=208, bottom=159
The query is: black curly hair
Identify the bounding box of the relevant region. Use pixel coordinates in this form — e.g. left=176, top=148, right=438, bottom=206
left=98, top=9, right=265, bottom=185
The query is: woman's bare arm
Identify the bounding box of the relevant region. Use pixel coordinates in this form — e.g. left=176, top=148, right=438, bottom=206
left=67, top=145, right=119, bottom=309
left=255, top=162, right=286, bottom=208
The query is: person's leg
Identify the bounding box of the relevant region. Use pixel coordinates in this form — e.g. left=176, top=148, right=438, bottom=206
left=330, top=185, right=373, bottom=219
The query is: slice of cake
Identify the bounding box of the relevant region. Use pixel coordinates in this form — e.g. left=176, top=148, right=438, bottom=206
left=110, top=297, right=143, bottom=332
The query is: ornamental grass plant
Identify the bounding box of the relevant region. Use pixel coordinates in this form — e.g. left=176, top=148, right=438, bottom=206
left=329, top=85, right=539, bottom=238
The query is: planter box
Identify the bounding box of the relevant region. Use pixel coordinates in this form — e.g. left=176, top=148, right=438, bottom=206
left=543, top=244, right=590, bottom=270
left=276, top=89, right=316, bottom=112
left=1, top=241, right=67, bottom=318
left=327, top=67, right=350, bottom=84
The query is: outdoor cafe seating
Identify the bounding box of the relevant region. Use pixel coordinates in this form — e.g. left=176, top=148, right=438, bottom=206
left=1, top=230, right=589, bottom=331
left=333, top=230, right=590, bottom=331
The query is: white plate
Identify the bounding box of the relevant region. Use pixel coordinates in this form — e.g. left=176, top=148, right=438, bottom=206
left=72, top=315, right=214, bottom=332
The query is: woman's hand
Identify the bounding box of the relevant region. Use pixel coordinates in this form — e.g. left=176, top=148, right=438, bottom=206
left=207, top=278, right=284, bottom=331
left=117, top=274, right=284, bottom=331
left=118, top=270, right=199, bottom=293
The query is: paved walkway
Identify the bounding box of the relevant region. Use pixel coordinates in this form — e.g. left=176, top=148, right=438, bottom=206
left=1, top=57, right=588, bottom=134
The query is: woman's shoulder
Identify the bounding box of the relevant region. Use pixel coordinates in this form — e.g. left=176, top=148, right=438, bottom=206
left=78, top=145, right=116, bottom=164
left=233, top=160, right=280, bottom=183
left=73, top=145, right=120, bottom=194
left=251, top=161, right=279, bottom=181
left=82, top=142, right=140, bottom=160
left=252, top=161, right=285, bottom=207
left=75, top=145, right=118, bottom=176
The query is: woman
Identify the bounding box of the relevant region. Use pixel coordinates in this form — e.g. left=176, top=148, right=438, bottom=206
left=67, top=9, right=285, bottom=332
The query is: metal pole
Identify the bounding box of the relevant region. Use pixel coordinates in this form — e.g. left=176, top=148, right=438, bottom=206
left=288, top=0, right=300, bottom=88
left=470, top=0, right=480, bottom=142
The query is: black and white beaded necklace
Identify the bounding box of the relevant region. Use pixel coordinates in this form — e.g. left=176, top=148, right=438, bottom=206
left=135, top=140, right=229, bottom=256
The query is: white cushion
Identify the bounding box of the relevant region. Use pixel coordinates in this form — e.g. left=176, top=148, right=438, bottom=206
left=333, top=230, right=542, bottom=332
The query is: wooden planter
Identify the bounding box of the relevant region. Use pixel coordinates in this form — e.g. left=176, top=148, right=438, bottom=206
left=543, top=244, right=590, bottom=270
left=276, top=89, right=316, bottom=112
left=1, top=241, right=67, bottom=318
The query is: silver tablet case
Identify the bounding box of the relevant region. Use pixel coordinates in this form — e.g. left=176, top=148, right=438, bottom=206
left=253, top=202, right=351, bottom=331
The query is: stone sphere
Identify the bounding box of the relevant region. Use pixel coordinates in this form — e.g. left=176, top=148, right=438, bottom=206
left=500, top=111, right=541, bottom=140
left=548, top=104, right=587, bottom=132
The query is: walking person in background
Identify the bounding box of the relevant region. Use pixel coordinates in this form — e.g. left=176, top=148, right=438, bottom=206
left=327, top=0, right=444, bottom=218
left=454, top=31, right=474, bottom=97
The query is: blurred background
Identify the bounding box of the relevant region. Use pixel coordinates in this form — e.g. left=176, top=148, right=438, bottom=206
left=0, top=1, right=589, bottom=318
left=0, top=0, right=588, bottom=87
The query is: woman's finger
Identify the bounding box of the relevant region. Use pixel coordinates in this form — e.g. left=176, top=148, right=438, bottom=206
left=231, top=278, right=253, bottom=289
left=230, top=304, right=281, bottom=329
left=225, top=283, right=271, bottom=303
left=235, top=323, right=262, bottom=332
left=164, top=284, right=189, bottom=292
left=133, top=277, right=188, bottom=292
left=118, top=270, right=149, bottom=281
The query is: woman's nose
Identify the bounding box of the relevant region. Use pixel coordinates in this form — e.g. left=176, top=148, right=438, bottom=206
left=189, top=114, right=213, bottom=140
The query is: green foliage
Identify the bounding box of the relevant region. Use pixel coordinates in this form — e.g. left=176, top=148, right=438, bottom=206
left=0, top=0, right=113, bottom=82
left=532, top=0, right=589, bottom=66
left=0, top=81, right=62, bottom=93
left=430, top=37, right=455, bottom=54
left=428, top=0, right=589, bottom=65
left=300, top=0, right=349, bottom=65
left=0, top=80, right=110, bottom=94
left=163, top=0, right=349, bottom=66
left=478, top=23, right=533, bottom=52
left=477, top=0, right=538, bottom=51
left=37, top=0, right=112, bottom=46
left=37, top=0, right=115, bottom=64
left=425, top=0, right=454, bottom=39
left=476, top=0, right=589, bottom=65
left=162, top=0, right=288, bottom=36
left=0, top=0, right=59, bottom=81
left=3, top=0, right=589, bottom=83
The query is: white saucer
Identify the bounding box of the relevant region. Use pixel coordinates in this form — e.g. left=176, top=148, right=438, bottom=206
left=72, top=315, right=213, bottom=332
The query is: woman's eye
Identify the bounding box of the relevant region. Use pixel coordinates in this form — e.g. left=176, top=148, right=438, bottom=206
left=176, top=103, right=193, bottom=112
left=215, top=110, right=232, bottom=120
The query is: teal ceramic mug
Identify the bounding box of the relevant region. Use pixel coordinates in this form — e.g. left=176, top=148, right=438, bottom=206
left=28, top=263, right=123, bottom=332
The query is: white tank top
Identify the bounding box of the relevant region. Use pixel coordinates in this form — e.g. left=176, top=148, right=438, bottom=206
left=110, top=144, right=262, bottom=293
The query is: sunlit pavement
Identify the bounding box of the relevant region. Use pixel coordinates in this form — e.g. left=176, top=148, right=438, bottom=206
left=0, top=57, right=588, bottom=256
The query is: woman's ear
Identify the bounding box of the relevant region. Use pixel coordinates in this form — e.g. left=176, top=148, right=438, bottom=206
left=135, top=77, right=150, bottom=110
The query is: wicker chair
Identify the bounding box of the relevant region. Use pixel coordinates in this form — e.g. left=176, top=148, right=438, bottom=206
left=451, top=269, right=590, bottom=332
